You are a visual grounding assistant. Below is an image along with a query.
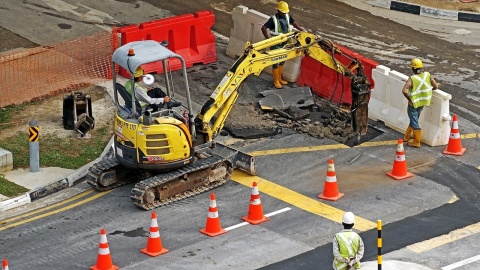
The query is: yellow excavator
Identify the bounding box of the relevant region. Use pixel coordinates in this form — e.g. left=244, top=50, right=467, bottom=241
left=86, top=31, right=370, bottom=210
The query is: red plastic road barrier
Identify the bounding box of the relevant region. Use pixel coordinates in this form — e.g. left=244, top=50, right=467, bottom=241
left=117, top=11, right=217, bottom=78
left=297, top=44, right=378, bottom=105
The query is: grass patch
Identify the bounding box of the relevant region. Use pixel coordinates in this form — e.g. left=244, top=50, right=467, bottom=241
left=0, top=104, right=26, bottom=131
left=0, top=126, right=112, bottom=170
left=0, top=174, right=29, bottom=197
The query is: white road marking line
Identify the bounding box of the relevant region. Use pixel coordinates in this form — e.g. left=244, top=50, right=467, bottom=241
left=441, top=254, right=480, bottom=270
left=224, top=207, right=291, bottom=231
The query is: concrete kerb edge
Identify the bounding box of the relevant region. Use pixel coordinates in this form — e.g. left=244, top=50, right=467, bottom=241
left=366, top=0, right=480, bottom=22
left=0, top=136, right=114, bottom=211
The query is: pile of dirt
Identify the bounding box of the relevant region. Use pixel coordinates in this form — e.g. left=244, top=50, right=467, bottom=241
left=223, top=97, right=358, bottom=145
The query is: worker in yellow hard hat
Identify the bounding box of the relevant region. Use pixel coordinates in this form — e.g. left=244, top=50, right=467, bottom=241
left=125, top=66, right=177, bottom=112
left=261, top=1, right=304, bottom=89
left=402, top=58, right=439, bottom=147
left=332, top=212, right=364, bottom=270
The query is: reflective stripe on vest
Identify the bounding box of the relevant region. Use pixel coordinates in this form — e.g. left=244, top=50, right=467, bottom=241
left=270, top=15, right=290, bottom=36
left=125, top=81, right=148, bottom=108
left=334, top=231, right=361, bottom=270
left=410, top=72, right=433, bottom=108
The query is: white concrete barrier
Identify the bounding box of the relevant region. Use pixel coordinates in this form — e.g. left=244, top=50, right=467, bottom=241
left=225, top=5, right=302, bottom=82
left=0, top=148, right=13, bottom=173
left=369, top=65, right=451, bottom=146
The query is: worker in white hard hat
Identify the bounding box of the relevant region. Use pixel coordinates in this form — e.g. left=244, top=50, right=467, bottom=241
left=332, top=212, right=364, bottom=270
left=401, top=58, right=439, bottom=147
left=261, top=1, right=304, bottom=89
left=125, top=66, right=177, bottom=112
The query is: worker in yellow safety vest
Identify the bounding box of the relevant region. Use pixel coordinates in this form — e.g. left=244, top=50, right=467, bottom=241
left=333, top=212, right=364, bottom=270
left=402, top=58, right=439, bottom=147
left=261, top=1, right=304, bottom=89
left=125, top=67, right=172, bottom=112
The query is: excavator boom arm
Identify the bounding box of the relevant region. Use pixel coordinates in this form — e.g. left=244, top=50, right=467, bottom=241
left=194, top=31, right=369, bottom=142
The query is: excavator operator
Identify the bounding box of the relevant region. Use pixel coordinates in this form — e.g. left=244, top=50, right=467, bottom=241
left=125, top=67, right=180, bottom=112
left=261, top=1, right=304, bottom=89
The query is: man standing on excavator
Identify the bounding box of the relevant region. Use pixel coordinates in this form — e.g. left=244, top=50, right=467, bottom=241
left=261, top=1, right=304, bottom=89
left=402, top=58, right=439, bottom=147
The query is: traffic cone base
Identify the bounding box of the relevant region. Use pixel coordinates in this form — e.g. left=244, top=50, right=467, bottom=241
left=442, top=148, right=466, bottom=156
left=200, top=193, right=227, bottom=237
left=386, top=170, right=413, bottom=180
left=141, top=246, right=169, bottom=257
left=200, top=227, right=227, bottom=237
left=318, top=192, right=345, bottom=201
left=141, top=212, right=169, bottom=257
left=91, top=265, right=119, bottom=270
left=242, top=182, right=270, bottom=225
left=242, top=214, right=270, bottom=225
left=386, top=139, right=414, bottom=181
left=318, top=159, right=344, bottom=201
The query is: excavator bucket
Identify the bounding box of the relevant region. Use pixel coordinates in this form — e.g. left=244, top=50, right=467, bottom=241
left=350, top=66, right=371, bottom=136
left=202, top=142, right=256, bottom=176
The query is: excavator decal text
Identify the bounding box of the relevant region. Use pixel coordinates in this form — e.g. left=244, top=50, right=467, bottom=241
left=271, top=55, right=287, bottom=62
left=116, top=119, right=137, bottom=130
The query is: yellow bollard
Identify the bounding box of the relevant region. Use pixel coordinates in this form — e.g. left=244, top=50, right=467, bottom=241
left=377, top=220, right=382, bottom=270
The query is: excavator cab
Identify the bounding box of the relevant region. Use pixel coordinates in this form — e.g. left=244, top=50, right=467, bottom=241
left=110, top=40, right=196, bottom=172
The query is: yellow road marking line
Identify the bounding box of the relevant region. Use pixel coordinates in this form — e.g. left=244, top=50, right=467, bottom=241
left=355, top=140, right=398, bottom=147
left=407, top=222, right=480, bottom=253
left=0, top=189, right=94, bottom=224
left=231, top=171, right=376, bottom=231
left=249, top=144, right=349, bottom=156
left=0, top=190, right=111, bottom=231
left=461, top=133, right=479, bottom=139
left=248, top=133, right=480, bottom=157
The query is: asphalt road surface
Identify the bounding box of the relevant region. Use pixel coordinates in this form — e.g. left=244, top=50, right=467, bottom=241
left=1, top=1, right=480, bottom=269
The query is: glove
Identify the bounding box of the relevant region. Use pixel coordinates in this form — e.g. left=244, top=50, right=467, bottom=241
left=163, top=96, right=171, bottom=103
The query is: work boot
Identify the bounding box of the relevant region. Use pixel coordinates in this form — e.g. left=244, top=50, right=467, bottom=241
left=403, top=125, right=413, bottom=143
left=272, top=68, right=282, bottom=89
left=278, top=65, right=288, bottom=85
left=407, top=129, right=422, bottom=148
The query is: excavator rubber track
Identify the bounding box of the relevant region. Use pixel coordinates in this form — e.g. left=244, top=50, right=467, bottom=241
left=130, top=155, right=230, bottom=210
left=86, top=154, right=147, bottom=192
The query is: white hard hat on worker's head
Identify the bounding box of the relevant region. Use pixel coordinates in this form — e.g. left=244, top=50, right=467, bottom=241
left=134, top=66, right=144, bottom=78
left=342, top=212, right=355, bottom=225
left=277, top=1, right=289, bottom=13
left=410, top=58, right=423, bottom=69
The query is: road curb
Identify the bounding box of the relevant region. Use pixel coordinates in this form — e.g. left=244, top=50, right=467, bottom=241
left=367, top=0, right=480, bottom=23
left=0, top=136, right=114, bottom=212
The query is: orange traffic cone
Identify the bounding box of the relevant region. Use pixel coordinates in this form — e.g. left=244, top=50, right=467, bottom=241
left=2, top=258, right=9, bottom=270
left=387, top=139, right=414, bottom=180
left=141, top=212, right=169, bottom=257
left=242, top=182, right=269, bottom=225
left=318, top=159, right=344, bottom=201
left=91, top=229, right=119, bottom=270
left=200, top=193, right=227, bottom=237
left=443, top=114, right=466, bottom=156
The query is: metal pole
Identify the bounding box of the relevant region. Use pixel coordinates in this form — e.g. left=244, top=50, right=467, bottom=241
left=29, top=120, right=39, bottom=172
left=377, top=219, right=382, bottom=270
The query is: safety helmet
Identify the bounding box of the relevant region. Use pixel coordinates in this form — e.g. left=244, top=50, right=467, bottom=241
left=342, top=212, right=355, bottom=224
left=277, top=1, right=289, bottom=13
left=134, top=66, right=144, bottom=78
left=410, top=58, right=423, bottom=69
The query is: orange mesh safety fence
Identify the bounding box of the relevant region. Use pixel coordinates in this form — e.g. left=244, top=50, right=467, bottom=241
left=0, top=28, right=119, bottom=108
